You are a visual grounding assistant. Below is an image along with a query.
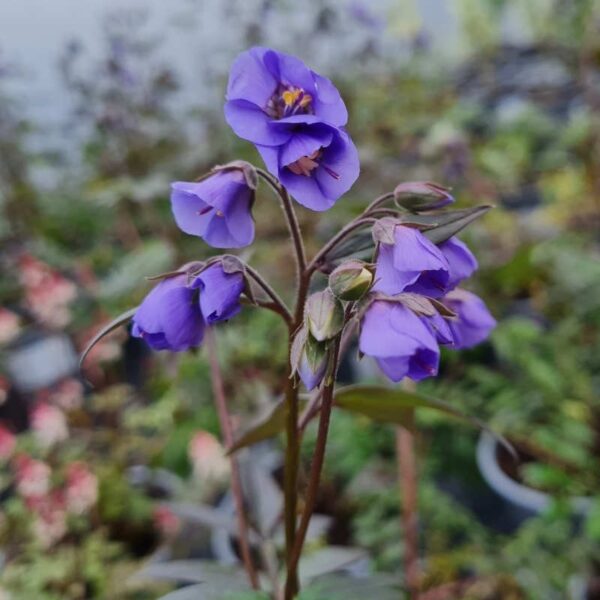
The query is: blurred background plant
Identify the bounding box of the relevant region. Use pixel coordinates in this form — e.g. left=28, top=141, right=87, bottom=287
left=0, top=0, right=599, bottom=598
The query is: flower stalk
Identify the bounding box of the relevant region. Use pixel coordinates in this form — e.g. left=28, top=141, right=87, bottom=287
left=205, top=328, right=260, bottom=590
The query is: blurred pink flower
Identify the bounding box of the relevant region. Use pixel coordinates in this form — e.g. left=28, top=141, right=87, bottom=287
left=18, top=255, right=77, bottom=329
left=0, top=425, right=16, bottom=461
left=50, top=378, right=84, bottom=411
left=28, top=491, right=67, bottom=548
left=0, top=308, right=20, bottom=345
left=31, top=403, right=68, bottom=448
left=188, top=431, right=230, bottom=483
left=65, top=461, right=98, bottom=514
left=153, top=505, right=180, bottom=537
left=14, top=455, right=51, bottom=498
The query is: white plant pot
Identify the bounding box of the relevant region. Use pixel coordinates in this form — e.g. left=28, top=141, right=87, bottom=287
left=476, top=432, right=592, bottom=516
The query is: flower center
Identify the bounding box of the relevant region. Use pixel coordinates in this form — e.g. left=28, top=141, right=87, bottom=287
left=267, top=85, right=313, bottom=119
left=197, top=206, right=225, bottom=217
left=287, top=149, right=340, bottom=180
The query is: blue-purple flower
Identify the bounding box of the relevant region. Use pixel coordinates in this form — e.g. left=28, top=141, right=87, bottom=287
left=444, top=289, right=496, bottom=349
left=132, top=264, right=245, bottom=352
left=439, top=237, right=478, bottom=289
left=359, top=300, right=440, bottom=382
left=132, top=274, right=205, bottom=352
left=171, top=170, right=255, bottom=249
left=224, top=47, right=359, bottom=211
left=373, top=225, right=450, bottom=297
left=191, top=263, right=245, bottom=324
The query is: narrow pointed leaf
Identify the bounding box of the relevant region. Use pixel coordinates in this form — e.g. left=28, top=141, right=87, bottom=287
left=159, top=502, right=260, bottom=544
left=422, top=205, right=492, bottom=244
left=79, top=307, right=137, bottom=371
left=227, top=400, right=287, bottom=455
left=334, top=384, right=514, bottom=458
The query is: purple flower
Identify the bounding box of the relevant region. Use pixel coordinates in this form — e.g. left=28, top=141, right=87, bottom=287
left=256, top=126, right=359, bottom=211
left=421, top=312, right=454, bottom=345
left=132, top=274, right=205, bottom=352
left=359, top=300, right=440, bottom=382
left=444, top=290, right=496, bottom=349
left=132, top=264, right=246, bottom=352
left=171, top=170, right=255, bottom=249
left=224, top=47, right=359, bottom=211
left=373, top=225, right=450, bottom=298
left=439, top=237, right=478, bottom=289
left=190, top=263, right=244, bottom=324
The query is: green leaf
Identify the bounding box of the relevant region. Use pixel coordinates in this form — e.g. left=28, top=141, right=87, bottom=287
left=334, top=385, right=514, bottom=457
left=155, top=564, right=250, bottom=600
left=421, top=205, right=492, bottom=244
left=299, top=546, right=366, bottom=584
left=160, top=502, right=261, bottom=544
left=79, top=307, right=137, bottom=372
left=227, top=400, right=287, bottom=455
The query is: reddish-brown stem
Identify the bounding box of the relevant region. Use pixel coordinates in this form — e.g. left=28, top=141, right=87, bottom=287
left=244, top=264, right=293, bottom=327
left=305, top=217, right=376, bottom=276
left=297, top=316, right=358, bottom=434
left=396, top=402, right=420, bottom=599
left=205, top=328, right=260, bottom=591
left=285, top=333, right=343, bottom=595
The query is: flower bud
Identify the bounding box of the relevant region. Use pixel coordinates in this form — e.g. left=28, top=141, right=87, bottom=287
left=394, top=181, right=454, bottom=211
left=305, top=289, right=344, bottom=342
left=329, top=260, right=373, bottom=301
left=290, top=327, right=329, bottom=391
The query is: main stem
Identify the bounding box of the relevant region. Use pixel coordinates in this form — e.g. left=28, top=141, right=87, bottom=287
left=257, top=169, right=309, bottom=598
left=285, top=333, right=343, bottom=597
left=396, top=393, right=420, bottom=598
left=205, top=328, right=260, bottom=590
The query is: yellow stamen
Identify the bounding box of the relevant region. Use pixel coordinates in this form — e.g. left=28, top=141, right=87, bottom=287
left=299, top=94, right=312, bottom=108
left=282, top=89, right=302, bottom=106
left=216, top=210, right=225, bottom=217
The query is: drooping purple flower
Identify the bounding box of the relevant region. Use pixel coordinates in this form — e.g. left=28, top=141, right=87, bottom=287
left=190, top=264, right=245, bottom=324
left=359, top=300, right=440, bottom=382
left=444, top=289, right=496, bottom=349
left=421, top=311, right=454, bottom=345
left=439, top=237, right=478, bottom=289
left=132, top=274, right=205, bottom=352
left=132, top=264, right=246, bottom=352
left=171, top=170, right=255, bottom=249
left=373, top=225, right=450, bottom=298
left=224, top=47, right=359, bottom=211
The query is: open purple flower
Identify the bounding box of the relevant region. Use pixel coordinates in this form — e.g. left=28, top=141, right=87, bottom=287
left=373, top=225, right=450, bottom=298
left=444, top=289, right=496, bottom=349
left=171, top=170, right=255, bottom=249
left=190, top=263, right=245, bottom=324
left=224, top=47, right=359, bottom=211
left=359, top=300, right=440, bottom=382
left=439, top=237, right=478, bottom=289
left=132, top=274, right=205, bottom=352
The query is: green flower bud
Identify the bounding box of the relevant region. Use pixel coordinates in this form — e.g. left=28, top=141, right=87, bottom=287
left=329, top=260, right=373, bottom=301
left=394, top=181, right=454, bottom=211
left=305, top=289, right=344, bottom=342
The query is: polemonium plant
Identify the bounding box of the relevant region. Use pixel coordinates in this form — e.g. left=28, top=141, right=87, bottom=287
left=83, top=48, right=497, bottom=600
